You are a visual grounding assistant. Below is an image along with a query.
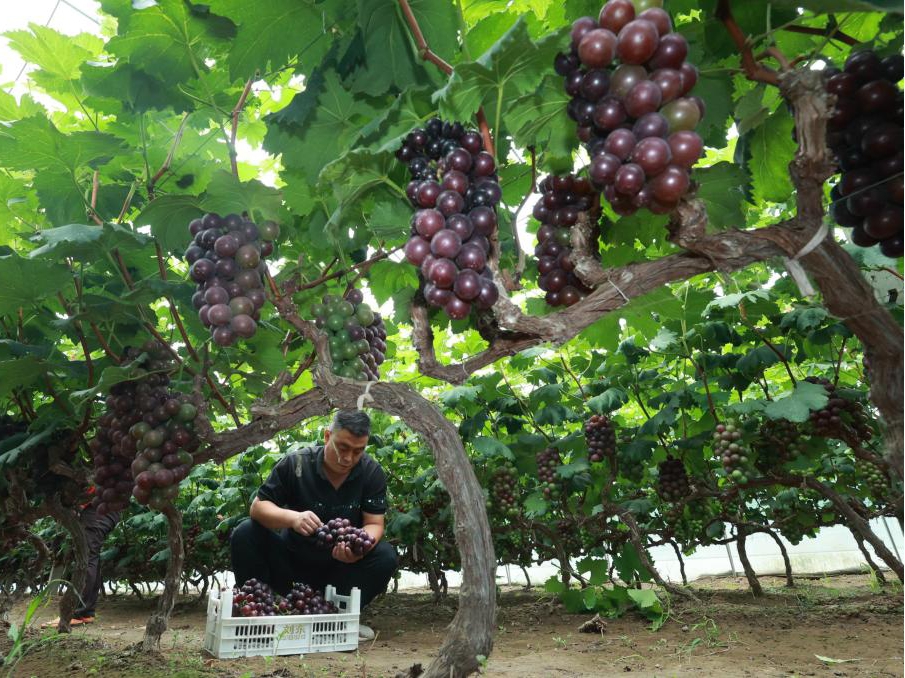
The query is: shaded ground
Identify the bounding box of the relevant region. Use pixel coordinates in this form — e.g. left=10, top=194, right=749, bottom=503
left=3, top=574, right=902, bottom=677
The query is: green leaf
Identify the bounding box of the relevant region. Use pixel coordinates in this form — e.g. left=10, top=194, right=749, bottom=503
left=587, top=388, right=628, bottom=414
left=368, top=260, right=419, bottom=306
left=694, top=74, right=734, bottom=148
left=544, top=575, right=566, bottom=594
left=28, top=223, right=150, bottom=260
left=773, top=0, right=899, bottom=12
left=138, top=195, right=203, bottom=255
left=0, top=254, right=73, bottom=317
left=0, top=116, right=126, bottom=173
left=104, top=0, right=233, bottom=85
left=749, top=109, right=797, bottom=204
left=524, top=491, right=548, bottom=517
left=435, top=20, right=565, bottom=130
left=471, top=436, right=514, bottom=460
left=504, top=72, right=575, bottom=172
left=695, top=162, right=749, bottom=230
left=0, top=356, right=49, bottom=400
left=582, top=587, right=598, bottom=610
left=763, top=380, right=830, bottom=422
left=3, top=24, right=102, bottom=90
left=213, top=0, right=332, bottom=79
left=353, top=0, right=454, bottom=96
left=200, top=170, right=282, bottom=222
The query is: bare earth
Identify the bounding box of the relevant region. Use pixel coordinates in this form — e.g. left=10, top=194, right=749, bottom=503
left=4, top=574, right=902, bottom=678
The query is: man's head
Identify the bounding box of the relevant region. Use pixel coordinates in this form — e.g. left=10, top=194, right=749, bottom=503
left=323, top=410, right=371, bottom=474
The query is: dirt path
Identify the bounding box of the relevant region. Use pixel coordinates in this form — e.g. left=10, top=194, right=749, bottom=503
left=5, top=574, right=902, bottom=677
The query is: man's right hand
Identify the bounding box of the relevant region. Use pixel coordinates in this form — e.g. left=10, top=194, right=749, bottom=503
left=290, top=510, right=323, bottom=536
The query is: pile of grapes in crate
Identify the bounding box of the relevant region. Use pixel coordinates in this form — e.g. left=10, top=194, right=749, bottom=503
left=231, top=578, right=338, bottom=617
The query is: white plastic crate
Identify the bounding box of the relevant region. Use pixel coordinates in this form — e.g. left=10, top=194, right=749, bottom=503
left=203, top=584, right=361, bottom=658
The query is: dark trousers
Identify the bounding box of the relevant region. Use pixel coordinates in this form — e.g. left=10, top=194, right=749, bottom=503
left=74, top=507, right=120, bottom=617
left=230, top=518, right=397, bottom=609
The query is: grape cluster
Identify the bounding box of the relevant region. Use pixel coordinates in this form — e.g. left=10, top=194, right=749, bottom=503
left=856, top=459, right=890, bottom=501
left=804, top=377, right=873, bottom=443
left=824, top=51, right=903, bottom=257
left=555, top=0, right=704, bottom=216
left=232, top=578, right=277, bottom=617
left=656, top=457, right=690, bottom=502
left=281, top=582, right=338, bottom=615
left=314, top=518, right=375, bottom=556
left=753, top=419, right=803, bottom=472
left=536, top=447, right=563, bottom=500
left=231, top=579, right=339, bottom=618
left=712, top=420, right=752, bottom=484
left=533, top=174, right=597, bottom=307
left=397, top=118, right=500, bottom=319
left=584, top=413, right=616, bottom=463
left=89, top=341, right=199, bottom=513
left=184, top=213, right=279, bottom=346
left=312, top=288, right=386, bottom=381
left=490, top=463, right=520, bottom=518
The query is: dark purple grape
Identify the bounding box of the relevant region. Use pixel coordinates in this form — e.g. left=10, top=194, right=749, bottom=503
left=404, top=236, right=432, bottom=266
left=444, top=296, right=471, bottom=320
left=647, top=32, right=687, bottom=70
left=599, top=0, right=634, bottom=33
left=578, top=28, right=618, bottom=69
left=554, top=51, right=580, bottom=76
left=589, top=153, right=621, bottom=186
left=632, top=136, right=672, bottom=176
left=417, top=181, right=442, bottom=207
left=603, top=128, right=637, bottom=160
left=879, top=235, right=903, bottom=258
left=190, top=259, right=215, bottom=282
left=881, top=54, right=903, bottom=82
left=204, top=286, right=229, bottom=306
left=446, top=148, right=473, bottom=173
left=610, top=64, right=647, bottom=98
left=475, top=278, right=499, bottom=309
left=826, top=72, right=859, bottom=97
left=864, top=209, right=902, bottom=240
left=184, top=245, right=204, bottom=264
left=188, top=218, right=204, bottom=236
left=580, top=70, right=611, bottom=101
left=230, top=314, right=257, bottom=338
left=202, top=213, right=222, bottom=230
left=565, top=71, right=584, bottom=97
left=472, top=152, right=496, bottom=177
left=633, top=112, right=669, bottom=139
left=214, top=234, right=239, bottom=258
left=667, top=131, right=703, bottom=169
left=679, top=62, right=698, bottom=94
left=436, top=190, right=465, bottom=216
left=650, top=68, right=683, bottom=103
left=455, top=242, right=487, bottom=271
left=624, top=80, right=663, bottom=118
left=470, top=207, right=497, bottom=236
left=638, top=8, right=671, bottom=36
left=216, top=258, right=238, bottom=278
left=212, top=326, right=236, bottom=347
left=861, top=123, right=902, bottom=159
left=616, top=19, right=659, bottom=65
left=614, top=163, right=645, bottom=195
left=208, top=303, right=232, bottom=326
left=430, top=229, right=463, bottom=259
left=442, top=170, right=469, bottom=195
left=845, top=50, right=883, bottom=81
left=414, top=209, right=445, bottom=238
left=429, top=258, right=458, bottom=288
left=453, top=269, right=482, bottom=301
left=593, top=96, right=628, bottom=130
left=650, top=165, right=690, bottom=203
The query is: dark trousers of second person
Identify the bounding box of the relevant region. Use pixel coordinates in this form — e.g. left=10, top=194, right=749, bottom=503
left=74, top=507, right=120, bottom=618
left=230, top=518, right=398, bottom=608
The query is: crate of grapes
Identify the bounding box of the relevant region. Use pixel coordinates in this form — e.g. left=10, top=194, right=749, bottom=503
left=203, top=580, right=361, bottom=659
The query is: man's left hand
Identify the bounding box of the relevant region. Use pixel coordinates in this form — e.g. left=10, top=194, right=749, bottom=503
left=332, top=544, right=363, bottom=563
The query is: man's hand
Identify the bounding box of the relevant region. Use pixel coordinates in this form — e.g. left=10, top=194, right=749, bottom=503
left=331, top=543, right=364, bottom=563
left=290, top=510, right=323, bottom=536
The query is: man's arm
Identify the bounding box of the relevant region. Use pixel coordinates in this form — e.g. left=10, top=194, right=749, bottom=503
left=361, top=511, right=385, bottom=543
left=250, top=496, right=322, bottom=535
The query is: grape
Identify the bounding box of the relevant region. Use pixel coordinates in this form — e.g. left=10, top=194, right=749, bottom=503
left=446, top=213, right=475, bottom=240
left=578, top=28, right=618, bottom=69
left=650, top=165, right=690, bottom=202
left=632, top=136, right=672, bottom=176
left=624, top=80, right=663, bottom=118
left=570, top=16, right=599, bottom=49
left=633, top=112, right=669, bottom=139
left=616, top=20, right=659, bottom=65
left=404, top=236, right=432, bottom=266
left=647, top=32, right=687, bottom=70
left=615, top=163, right=645, bottom=194
left=414, top=209, right=446, bottom=239
left=453, top=269, right=482, bottom=301
left=599, top=0, right=635, bottom=33
left=580, top=69, right=611, bottom=101
left=712, top=420, right=753, bottom=484
left=593, top=96, right=628, bottom=130
left=657, top=457, right=691, bottom=502
left=609, top=64, right=648, bottom=98
left=444, top=296, right=471, bottom=319
left=315, top=518, right=375, bottom=556
left=603, top=128, right=637, bottom=160
left=638, top=7, right=671, bottom=35
left=430, top=229, right=463, bottom=259
left=536, top=447, right=563, bottom=500
left=661, top=97, right=701, bottom=132
left=667, top=131, right=703, bottom=169
left=650, top=68, right=683, bottom=103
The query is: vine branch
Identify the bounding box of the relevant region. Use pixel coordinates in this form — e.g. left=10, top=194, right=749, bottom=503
left=715, top=0, right=781, bottom=86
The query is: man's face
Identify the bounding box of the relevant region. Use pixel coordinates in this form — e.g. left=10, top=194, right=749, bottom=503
left=323, top=427, right=368, bottom=475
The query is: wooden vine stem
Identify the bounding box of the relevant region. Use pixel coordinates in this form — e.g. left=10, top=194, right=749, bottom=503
left=142, top=503, right=185, bottom=650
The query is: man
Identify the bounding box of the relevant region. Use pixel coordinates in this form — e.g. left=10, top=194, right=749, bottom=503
left=41, top=491, right=120, bottom=628
left=230, top=409, right=397, bottom=640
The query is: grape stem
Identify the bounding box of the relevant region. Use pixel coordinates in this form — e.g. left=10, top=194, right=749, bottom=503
left=715, top=0, right=781, bottom=86
left=396, top=0, right=496, bottom=157
left=230, top=77, right=255, bottom=178
left=281, top=246, right=401, bottom=296
left=147, top=113, right=190, bottom=200
left=782, top=24, right=859, bottom=47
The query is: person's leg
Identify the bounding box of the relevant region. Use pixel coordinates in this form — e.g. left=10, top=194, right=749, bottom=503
left=74, top=509, right=120, bottom=618
left=330, top=541, right=398, bottom=608
left=230, top=518, right=303, bottom=594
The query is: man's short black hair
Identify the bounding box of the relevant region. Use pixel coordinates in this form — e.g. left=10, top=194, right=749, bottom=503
left=329, top=410, right=371, bottom=437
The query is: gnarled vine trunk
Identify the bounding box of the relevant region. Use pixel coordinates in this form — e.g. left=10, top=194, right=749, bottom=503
left=142, top=505, right=184, bottom=651
left=46, top=500, right=88, bottom=634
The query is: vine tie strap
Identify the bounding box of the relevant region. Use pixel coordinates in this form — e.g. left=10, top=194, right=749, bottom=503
left=783, top=222, right=829, bottom=298
left=356, top=379, right=376, bottom=411
left=608, top=278, right=630, bottom=303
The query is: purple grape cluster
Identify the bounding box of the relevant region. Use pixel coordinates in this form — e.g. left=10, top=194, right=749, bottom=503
left=584, top=413, right=616, bottom=463
left=312, top=287, right=386, bottom=381
left=396, top=118, right=500, bottom=319
left=490, top=462, right=520, bottom=518
left=656, top=457, right=690, bottom=502
left=184, top=213, right=279, bottom=346
left=533, top=174, right=597, bottom=307
left=536, top=447, right=563, bottom=500
left=231, top=579, right=338, bottom=617
left=804, top=377, right=873, bottom=443
left=89, top=341, right=198, bottom=513
left=825, top=51, right=903, bottom=257
left=555, top=0, right=704, bottom=216
left=314, top=518, right=375, bottom=556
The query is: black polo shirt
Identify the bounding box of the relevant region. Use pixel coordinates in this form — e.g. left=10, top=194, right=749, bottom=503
left=256, top=445, right=388, bottom=553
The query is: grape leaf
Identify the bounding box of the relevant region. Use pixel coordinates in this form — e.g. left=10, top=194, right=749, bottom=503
left=749, top=109, right=797, bottom=204
left=138, top=194, right=204, bottom=255
left=587, top=388, right=629, bottom=414
left=211, top=0, right=333, bottom=79
left=695, top=162, right=749, bottom=231
left=0, top=254, right=73, bottom=317
left=763, top=380, right=829, bottom=422
left=435, top=20, right=565, bottom=128
left=471, top=436, right=514, bottom=460
left=504, top=72, right=576, bottom=173
left=3, top=24, right=102, bottom=92
left=200, top=171, right=282, bottom=222
left=0, top=116, right=125, bottom=173
left=693, top=74, right=734, bottom=149
left=28, top=223, right=150, bottom=260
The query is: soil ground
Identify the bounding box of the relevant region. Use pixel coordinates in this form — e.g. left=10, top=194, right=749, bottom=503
left=2, top=573, right=902, bottom=678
